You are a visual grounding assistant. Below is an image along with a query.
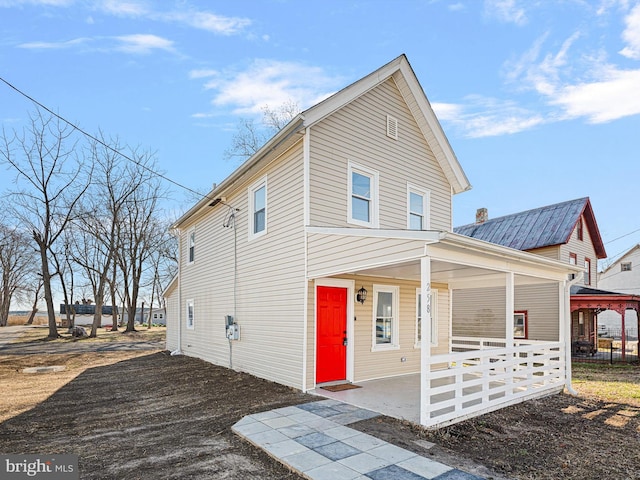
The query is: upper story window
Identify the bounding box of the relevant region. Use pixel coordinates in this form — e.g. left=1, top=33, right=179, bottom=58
left=569, top=252, right=577, bottom=280
left=407, top=184, right=430, bottom=230
left=577, top=218, right=583, bottom=241
left=249, top=176, right=267, bottom=239
left=372, top=285, right=399, bottom=351
left=584, top=258, right=591, bottom=286
left=188, top=230, right=195, bottom=264
left=621, top=262, right=632, bottom=272
left=348, top=162, right=379, bottom=228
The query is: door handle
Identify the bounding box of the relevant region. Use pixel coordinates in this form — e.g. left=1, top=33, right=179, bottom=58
left=343, top=338, right=348, bottom=346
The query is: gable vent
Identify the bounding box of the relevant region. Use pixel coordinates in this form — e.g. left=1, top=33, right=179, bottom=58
left=386, top=115, right=398, bottom=140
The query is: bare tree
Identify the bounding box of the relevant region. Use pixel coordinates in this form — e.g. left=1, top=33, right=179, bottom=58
left=223, top=100, right=300, bottom=162
left=0, top=110, right=91, bottom=339
left=0, top=220, right=36, bottom=327
left=113, top=149, right=167, bottom=332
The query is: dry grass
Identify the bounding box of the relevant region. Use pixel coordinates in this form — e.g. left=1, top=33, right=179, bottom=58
left=11, top=325, right=167, bottom=343
left=7, top=315, right=51, bottom=326
left=572, top=362, right=640, bottom=406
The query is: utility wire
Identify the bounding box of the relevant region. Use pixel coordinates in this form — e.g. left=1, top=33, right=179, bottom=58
left=0, top=75, right=212, bottom=201
left=603, top=227, right=640, bottom=246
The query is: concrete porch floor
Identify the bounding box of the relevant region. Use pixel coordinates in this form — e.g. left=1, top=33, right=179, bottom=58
left=310, top=374, right=421, bottom=424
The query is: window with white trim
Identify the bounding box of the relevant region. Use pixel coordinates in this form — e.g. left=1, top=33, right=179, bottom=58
left=416, top=288, right=438, bottom=347
left=188, top=230, right=195, bottom=264
left=372, top=285, right=399, bottom=350
left=584, top=258, right=591, bottom=286
left=249, top=177, right=267, bottom=239
left=621, top=262, right=632, bottom=272
left=514, top=311, right=527, bottom=339
left=348, top=162, right=379, bottom=227
left=407, top=185, right=430, bottom=230
left=186, top=300, right=195, bottom=330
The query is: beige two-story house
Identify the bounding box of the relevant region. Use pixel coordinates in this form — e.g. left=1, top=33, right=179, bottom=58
left=165, top=55, right=580, bottom=428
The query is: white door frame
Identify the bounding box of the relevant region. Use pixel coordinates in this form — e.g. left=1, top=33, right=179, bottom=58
left=314, top=277, right=355, bottom=386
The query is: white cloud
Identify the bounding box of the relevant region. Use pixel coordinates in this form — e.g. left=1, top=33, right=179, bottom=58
left=161, top=10, right=251, bottom=35
left=98, top=0, right=149, bottom=16
left=18, top=37, right=90, bottom=49
left=552, top=68, right=640, bottom=122
left=0, top=0, right=74, bottom=6
left=114, top=34, right=174, bottom=54
left=484, top=0, right=527, bottom=25
left=199, top=59, right=343, bottom=116
left=189, top=69, right=218, bottom=79
left=620, top=3, right=640, bottom=59
left=434, top=97, right=545, bottom=138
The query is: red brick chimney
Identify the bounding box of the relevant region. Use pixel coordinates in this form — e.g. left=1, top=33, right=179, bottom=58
left=476, top=208, right=488, bottom=224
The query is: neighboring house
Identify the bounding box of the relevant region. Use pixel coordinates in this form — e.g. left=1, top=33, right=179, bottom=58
left=59, top=304, right=116, bottom=327
left=454, top=198, right=635, bottom=352
left=165, top=55, right=580, bottom=428
left=596, top=245, right=640, bottom=353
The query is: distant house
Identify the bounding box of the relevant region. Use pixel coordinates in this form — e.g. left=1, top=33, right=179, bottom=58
left=455, top=198, right=639, bottom=358
left=165, top=55, right=579, bottom=428
left=59, top=303, right=116, bottom=327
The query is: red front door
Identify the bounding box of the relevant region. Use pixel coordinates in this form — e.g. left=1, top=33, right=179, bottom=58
left=316, top=286, right=347, bottom=383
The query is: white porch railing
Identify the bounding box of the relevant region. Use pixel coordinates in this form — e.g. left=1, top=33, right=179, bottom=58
left=422, top=338, right=565, bottom=428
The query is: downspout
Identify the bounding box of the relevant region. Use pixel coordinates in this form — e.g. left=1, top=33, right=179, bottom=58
left=564, top=273, right=583, bottom=395
left=301, top=126, right=310, bottom=392
left=171, top=228, right=183, bottom=356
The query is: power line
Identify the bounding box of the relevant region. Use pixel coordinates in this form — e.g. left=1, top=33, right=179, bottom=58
left=604, top=227, right=640, bottom=245
left=0, top=75, right=211, bottom=200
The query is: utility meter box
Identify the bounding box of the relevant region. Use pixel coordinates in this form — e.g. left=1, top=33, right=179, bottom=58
left=225, top=315, right=239, bottom=340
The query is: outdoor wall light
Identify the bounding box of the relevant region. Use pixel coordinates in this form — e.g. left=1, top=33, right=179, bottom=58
left=356, top=286, right=368, bottom=304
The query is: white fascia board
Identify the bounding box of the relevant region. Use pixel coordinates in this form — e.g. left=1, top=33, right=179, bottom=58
left=305, top=226, right=442, bottom=242
left=171, top=116, right=305, bottom=230
left=395, top=62, right=471, bottom=194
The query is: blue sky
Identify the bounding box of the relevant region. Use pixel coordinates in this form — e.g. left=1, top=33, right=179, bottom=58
left=2, top=0, right=640, bottom=268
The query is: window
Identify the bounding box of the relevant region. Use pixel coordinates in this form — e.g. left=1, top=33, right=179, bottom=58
left=407, top=185, right=430, bottom=230
left=153, top=313, right=158, bottom=319
left=186, top=300, right=195, bottom=330
left=569, top=253, right=577, bottom=280
left=416, top=288, right=438, bottom=347
left=249, top=177, right=267, bottom=239
left=372, top=285, right=399, bottom=350
left=621, top=262, right=632, bottom=272
left=577, top=218, right=583, bottom=241
left=348, top=162, right=379, bottom=227
left=514, top=311, right=527, bottom=339
left=188, top=231, right=195, bottom=263
left=584, top=258, right=591, bottom=286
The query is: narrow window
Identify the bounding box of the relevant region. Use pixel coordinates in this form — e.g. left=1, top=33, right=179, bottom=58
left=584, top=258, right=591, bottom=286
left=186, top=300, right=195, bottom=330
left=514, top=311, right=527, bottom=339
left=348, top=162, right=379, bottom=227
left=188, top=231, right=195, bottom=263
left=372, top=285, right=399, bottom=350
left=416, top=288, right=438, bottom=347
left=407, top=184, right=429, bottom=230
left=577, top=218, right=583, bottom=241
left=621, top=262, right=632, bottom=272
left=249, top=177, right=267, bottom=239
left=569, top=252, right=577, bottom=280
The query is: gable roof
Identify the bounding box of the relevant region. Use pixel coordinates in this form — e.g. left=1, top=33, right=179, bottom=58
left=600, top=244, right=640, bottom=274
left=172, top=54, right=470, bottom=229
left=454, top=197, right=607, bottom=259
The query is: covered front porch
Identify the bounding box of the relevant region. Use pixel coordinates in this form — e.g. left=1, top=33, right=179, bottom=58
left=306, top=228, right=580, bottom=429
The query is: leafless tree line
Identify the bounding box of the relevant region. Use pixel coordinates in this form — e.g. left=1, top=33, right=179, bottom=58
left=0, top=109, right=177, bottom=338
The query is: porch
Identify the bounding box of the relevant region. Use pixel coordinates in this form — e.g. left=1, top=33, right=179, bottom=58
left=311, top=337, right=565, bottom=428
left=306, top=228, right=579, bottom=429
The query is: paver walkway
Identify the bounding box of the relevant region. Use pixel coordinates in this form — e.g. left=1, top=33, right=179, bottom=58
left=233, top=399, right=486, bottom=480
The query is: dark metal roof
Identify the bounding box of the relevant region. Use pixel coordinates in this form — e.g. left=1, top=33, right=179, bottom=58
left=454, top=198, right=606, bottom=258
left=570, top=286, right=626, bottom=296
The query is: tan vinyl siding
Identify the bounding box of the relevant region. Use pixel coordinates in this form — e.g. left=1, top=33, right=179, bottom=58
left=309, top=78, right=452, bottom=231
left=307, top=233, right=428, bottom=279
left=177, top=142, right=307, bottom=389
left=452, top=283, right=560, bottom=341
left=305, top=275, right=449, bottom=388
left=559, top=215, right=599, bottom=286
left=528, top=245, right=560, bottom=260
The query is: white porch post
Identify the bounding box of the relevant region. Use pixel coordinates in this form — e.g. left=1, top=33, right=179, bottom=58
left=420, top=255, right=431, bottom=426
left=562, top=280, right=577, bottom=394
left=505, top=272, right=514, bottom=348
